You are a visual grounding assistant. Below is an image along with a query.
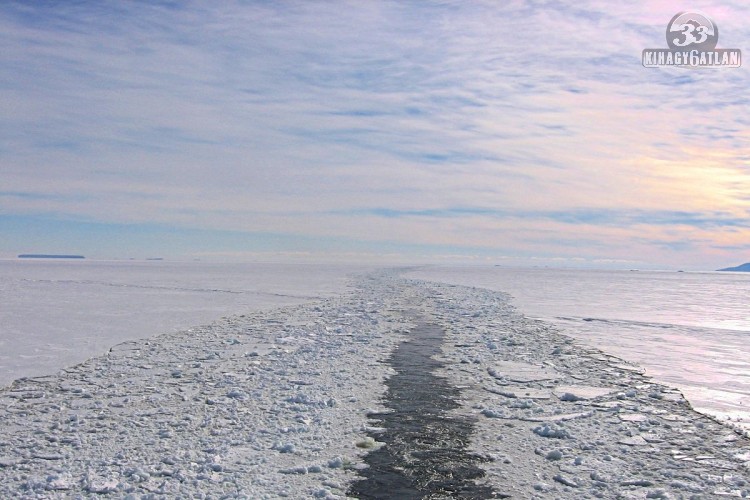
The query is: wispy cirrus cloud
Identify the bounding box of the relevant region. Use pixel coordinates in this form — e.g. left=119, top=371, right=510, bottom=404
left=1, top=1, right=749, bottom=267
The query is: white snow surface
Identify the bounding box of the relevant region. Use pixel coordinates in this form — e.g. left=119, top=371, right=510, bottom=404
left=0, top=260, right=364, bottom=388
left=1, top=272, right=749, bottom=498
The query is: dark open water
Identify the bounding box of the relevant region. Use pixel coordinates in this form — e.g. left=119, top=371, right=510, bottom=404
left=349, top=319, right=503, bottom=499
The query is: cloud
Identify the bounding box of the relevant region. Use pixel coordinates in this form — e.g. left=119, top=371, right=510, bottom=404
left=1, top=0, right=749, bottom=268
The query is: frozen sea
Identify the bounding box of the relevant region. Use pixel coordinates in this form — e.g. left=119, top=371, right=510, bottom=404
left=408, top=266, right=750, bottom=433
left=0, top=259, right=367, bottom=388
left=2, top=260, right=748, bottom=435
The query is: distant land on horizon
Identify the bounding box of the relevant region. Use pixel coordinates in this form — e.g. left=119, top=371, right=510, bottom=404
left=717, top=262, right=750, bottom=272
left=18, top=254, right=86, bottom=259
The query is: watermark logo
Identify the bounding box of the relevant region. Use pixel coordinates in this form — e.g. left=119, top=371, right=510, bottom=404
left=643, top=11, right=741, bottom=68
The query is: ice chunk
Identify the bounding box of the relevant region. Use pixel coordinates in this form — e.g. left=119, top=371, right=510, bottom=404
left=488, top=361, right=558, bottom=382
left=481, top=408, right=504, bottom=418
left=553, top=474, right=578, bottom=487
left=355, top=437, right=382, bottom=449
left=273, top=443, right=296, bottom=453
left=533, top=423, right=572, bottom=439
left=618, top=435, right=648, bottom=446
left=554, top=385, right=616, bottom=401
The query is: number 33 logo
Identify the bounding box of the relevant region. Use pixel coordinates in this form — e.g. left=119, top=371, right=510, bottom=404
left=666, top=12, right=718, bottom=51
left=672, top=23, right=709, bottom=46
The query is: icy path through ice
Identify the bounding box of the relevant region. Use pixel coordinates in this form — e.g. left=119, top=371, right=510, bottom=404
left=0, top=272, right=749, bottom=498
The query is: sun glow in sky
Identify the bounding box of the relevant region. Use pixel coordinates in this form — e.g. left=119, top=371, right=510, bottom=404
left=1, top=1, right=749, bottom=268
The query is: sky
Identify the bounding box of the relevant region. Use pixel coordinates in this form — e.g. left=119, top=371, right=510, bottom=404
left=1, top=1, right=749, bottom=269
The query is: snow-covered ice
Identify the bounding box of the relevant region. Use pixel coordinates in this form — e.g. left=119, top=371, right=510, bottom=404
left=0, top=271, right=748, bottom=498
left=407, top=265, right=750, bottom=435
left=0, top=260, right=362, bottom=387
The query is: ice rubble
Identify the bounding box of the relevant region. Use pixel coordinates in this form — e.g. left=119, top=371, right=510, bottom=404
left=0, top=272, right=748, bottom=498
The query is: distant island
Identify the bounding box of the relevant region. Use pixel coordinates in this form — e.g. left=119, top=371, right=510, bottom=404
left=717, top=262, right=750, bottom=272
left=18, top=254, right=85, bottom=259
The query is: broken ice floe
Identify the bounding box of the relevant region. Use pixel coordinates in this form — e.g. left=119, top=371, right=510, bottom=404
left=488, top=361, right=558, bottom=383
left=533, top=423, right=572, bottom=439
left=553, top=385, right=617, bottom=401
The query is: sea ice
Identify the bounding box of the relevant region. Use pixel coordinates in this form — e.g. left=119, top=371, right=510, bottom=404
left=534, top=423, right=572, bottom=439
left=0, top=271, right=748, bottom=498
